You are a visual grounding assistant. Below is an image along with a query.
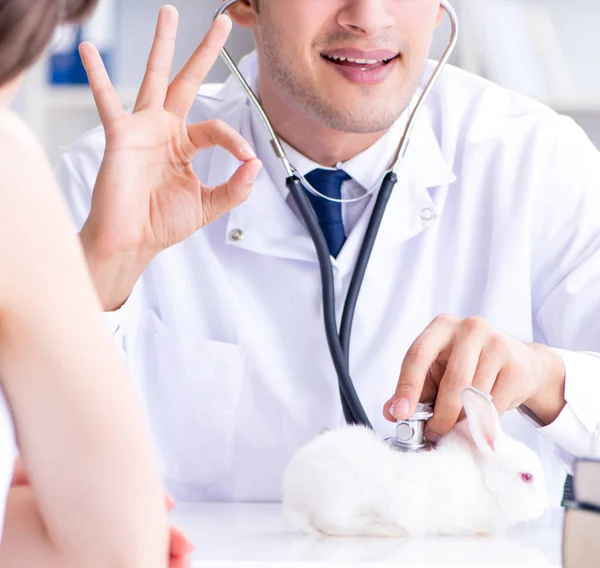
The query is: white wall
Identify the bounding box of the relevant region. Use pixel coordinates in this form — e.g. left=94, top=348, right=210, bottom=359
left=115, top=0, right=254, bottom=87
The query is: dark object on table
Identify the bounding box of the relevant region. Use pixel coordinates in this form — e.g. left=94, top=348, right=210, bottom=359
left=563, top=459, right=600, bottom=568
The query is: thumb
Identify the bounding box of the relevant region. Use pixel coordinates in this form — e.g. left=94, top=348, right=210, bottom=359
left=201, top=159, right=262, bottom=226
left=384, top=371, right=439, bottom=422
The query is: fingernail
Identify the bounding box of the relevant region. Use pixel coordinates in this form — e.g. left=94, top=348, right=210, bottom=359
left=240, top=144, right=256, bottom=159
left=426, top=431, right=441, bottom=443
left=246, top=160, right=262, bottom=184
left=391, top=397, right=410, bottom=419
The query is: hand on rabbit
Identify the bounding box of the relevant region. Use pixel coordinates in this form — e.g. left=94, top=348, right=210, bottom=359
left=282, top=387, right=548, bottom=538
left=383, top=315, right=567, bottom=439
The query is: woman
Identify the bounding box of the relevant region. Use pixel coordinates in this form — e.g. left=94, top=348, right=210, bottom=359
left=0, top=1, right=217, bottom=566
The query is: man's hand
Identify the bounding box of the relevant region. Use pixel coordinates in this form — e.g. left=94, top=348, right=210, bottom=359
left=78, top=5, right=262, bottom=311
left=383, top=315, right=567, bottom=440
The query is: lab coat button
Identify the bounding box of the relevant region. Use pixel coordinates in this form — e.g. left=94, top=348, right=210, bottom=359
left=229, top=228, right=244, bottom=242
left=420, top=208, right=435, bottom=221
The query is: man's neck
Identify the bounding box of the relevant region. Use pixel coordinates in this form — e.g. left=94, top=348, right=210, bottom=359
left=258, top=72, right=388, bottom=168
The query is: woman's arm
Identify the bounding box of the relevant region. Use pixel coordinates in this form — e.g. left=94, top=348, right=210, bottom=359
left=0, top=110, right=170, bottom=567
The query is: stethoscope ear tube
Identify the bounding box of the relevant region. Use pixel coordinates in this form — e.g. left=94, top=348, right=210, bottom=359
left=286, top=175, right=372, bottom=426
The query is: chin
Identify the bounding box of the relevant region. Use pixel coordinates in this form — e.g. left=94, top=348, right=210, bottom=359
left=318, top=84, right=410, bottom=133
left=319, top=106, right=401, bottom=134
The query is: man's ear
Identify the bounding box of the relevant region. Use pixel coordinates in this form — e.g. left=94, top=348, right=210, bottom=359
left=225, top=0, right=259, bottom=29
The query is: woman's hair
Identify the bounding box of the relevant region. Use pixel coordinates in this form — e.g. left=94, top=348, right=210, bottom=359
left=0, top=0, right=98, bottom=86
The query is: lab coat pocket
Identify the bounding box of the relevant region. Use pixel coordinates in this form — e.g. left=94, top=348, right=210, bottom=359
left=134, top=309, right=245, bottom=491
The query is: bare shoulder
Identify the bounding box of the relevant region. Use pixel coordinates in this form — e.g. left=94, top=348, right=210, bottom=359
left=0, top=109, right=65, bottom=256
left=0, top=111, right=75, bottom=306
left=0, top=109, right=55, bottom=200
left=0, top=109, right=45, bottom=153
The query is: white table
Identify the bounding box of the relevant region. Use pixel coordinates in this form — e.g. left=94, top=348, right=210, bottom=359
left=170, top=503, right=564, bottom=567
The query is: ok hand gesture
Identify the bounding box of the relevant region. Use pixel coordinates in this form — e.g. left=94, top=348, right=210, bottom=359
left=79, top=6, right=261, bottom=310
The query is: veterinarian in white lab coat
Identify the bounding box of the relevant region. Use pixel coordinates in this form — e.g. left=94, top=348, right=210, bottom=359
left=56, top=3, right=600, bottom=507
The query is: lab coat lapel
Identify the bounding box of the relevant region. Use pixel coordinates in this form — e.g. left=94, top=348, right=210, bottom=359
left=336, top=110, right=457, bottom=277
left=206, top=100, right=317, bottom=263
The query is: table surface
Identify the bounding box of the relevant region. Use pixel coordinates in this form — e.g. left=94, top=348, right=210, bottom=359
left=170, top=503, right=564, bottom=568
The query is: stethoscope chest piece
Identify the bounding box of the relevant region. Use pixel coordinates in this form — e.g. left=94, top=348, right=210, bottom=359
left=384, top=403, right=435, bottom=453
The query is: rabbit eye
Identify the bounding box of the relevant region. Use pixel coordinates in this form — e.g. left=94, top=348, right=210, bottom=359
left=520, top=473, right=534, bottom=484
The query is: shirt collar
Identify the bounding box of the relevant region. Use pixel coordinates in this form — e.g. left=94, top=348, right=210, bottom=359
left=276, top=114, right=409, bottom=194
left=206, top=51, right=457, bottom=268
left=212, top=49, right=457, bottom=204
left=213, top=51, right=456, bottom=195
left=241, top=52, right=410, bottom=199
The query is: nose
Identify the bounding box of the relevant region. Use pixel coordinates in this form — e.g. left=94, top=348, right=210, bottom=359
left=337, top=0, right=396, bottom=36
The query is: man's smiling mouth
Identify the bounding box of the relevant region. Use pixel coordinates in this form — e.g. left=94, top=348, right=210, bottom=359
left=322, top=53, right=398, bottom=70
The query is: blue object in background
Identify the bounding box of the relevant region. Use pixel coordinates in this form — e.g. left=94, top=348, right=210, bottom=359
left=49, top=0, right=116, bottom=85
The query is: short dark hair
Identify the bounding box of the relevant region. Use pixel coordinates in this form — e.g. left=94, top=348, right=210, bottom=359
left=0, top=0, right=98, bottom=86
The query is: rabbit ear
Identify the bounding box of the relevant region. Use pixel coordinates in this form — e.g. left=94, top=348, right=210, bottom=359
left=461, top=387, right=500, bottom=456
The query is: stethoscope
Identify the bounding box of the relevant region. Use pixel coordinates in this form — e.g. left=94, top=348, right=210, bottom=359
left=214, top=0, right=460, bottom=446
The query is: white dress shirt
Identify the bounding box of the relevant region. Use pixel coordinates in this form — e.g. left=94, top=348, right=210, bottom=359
left=56, top=52, right=600, bottom=506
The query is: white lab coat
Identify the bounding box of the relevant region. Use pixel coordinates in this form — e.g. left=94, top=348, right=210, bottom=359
left=0, top=389, right=16, bottom=537
left=56, top=53, right=600, bottom=506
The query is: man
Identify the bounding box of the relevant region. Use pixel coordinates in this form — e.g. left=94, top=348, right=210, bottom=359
left=57, top=1, right=600, bottom=506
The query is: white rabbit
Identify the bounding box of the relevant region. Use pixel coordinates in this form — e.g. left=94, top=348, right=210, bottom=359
left=282, top=387, right=548, bottom=537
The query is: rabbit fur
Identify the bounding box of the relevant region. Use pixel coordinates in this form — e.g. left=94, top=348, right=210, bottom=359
left=282, top=387, right=549, bottom=537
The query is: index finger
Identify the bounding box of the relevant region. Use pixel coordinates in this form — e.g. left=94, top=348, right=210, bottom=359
left=79, top=42, right=127, bottom=126
left=164, top=14, right=232, bottom=119
left=424, top=334, right=484, bottom=437
left=391, top=318, right=456, bottom=419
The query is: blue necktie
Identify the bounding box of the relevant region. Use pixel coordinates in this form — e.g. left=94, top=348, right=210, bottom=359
left=304, top=169, right=350, bottom=258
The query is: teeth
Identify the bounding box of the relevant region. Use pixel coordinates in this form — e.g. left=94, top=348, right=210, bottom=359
left=348, top=58, right=378, bottom=64
left=325, top=55, right=387, bottom=64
